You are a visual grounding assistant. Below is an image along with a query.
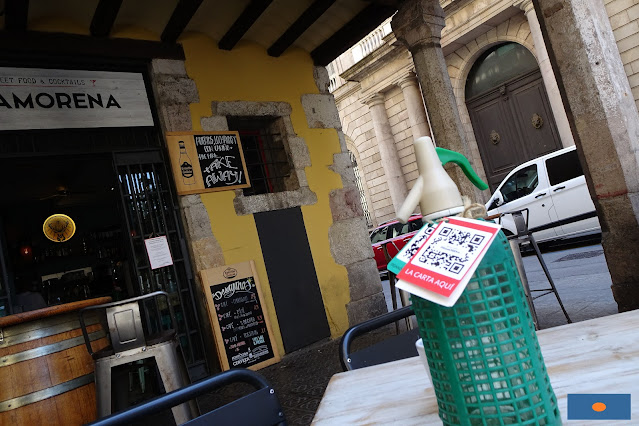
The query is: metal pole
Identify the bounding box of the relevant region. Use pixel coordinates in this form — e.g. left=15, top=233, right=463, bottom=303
left=509, top=238, right=539, bottom=330
left=398, top=289, right=414, bottom=330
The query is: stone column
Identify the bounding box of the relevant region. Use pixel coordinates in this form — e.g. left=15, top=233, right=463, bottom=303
left=397, top=71, right=432, bottom=139
left=313, top=66, right=386, bottom=327
left=517, top=0, right=574, bottom=148
left=365, top=93, right=408, bottom=213
left=150, top=59, right=219, bottom=373
left=391, top=0, right=483, bottom=202
left=535, top=0, right=639, bottom=311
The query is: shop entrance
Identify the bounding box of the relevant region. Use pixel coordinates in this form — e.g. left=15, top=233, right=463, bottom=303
left=0, top=127, right=207, bottom=379
left=0, top=154, right=123, bottom=308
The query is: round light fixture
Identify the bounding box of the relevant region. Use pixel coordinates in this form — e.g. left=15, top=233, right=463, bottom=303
left=43, top=214, right=76, bottom=242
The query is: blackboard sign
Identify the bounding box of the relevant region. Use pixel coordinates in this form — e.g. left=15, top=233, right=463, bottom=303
left=194, top=133, right=249, bottom=190
left=166, top=131, right=251, bottom=195
left=201, top=261, right=280, bottom=371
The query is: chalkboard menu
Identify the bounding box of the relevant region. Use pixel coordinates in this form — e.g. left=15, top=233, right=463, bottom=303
left=201, top=261, right=280, bottom=371
left=166, top=131, right=251, bottom=196
left=194, top=133, right=249, bottom=189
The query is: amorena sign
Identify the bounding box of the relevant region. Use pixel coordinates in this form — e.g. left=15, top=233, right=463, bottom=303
left=0, top=67, right=154, bottom=130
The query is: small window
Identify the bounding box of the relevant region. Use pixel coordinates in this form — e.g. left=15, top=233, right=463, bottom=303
left=501, top=165, right=539, bottom=203
left=228, top=117, right=298, bottom=196
left=546, top=150, right=583, bottom=186
left=370, top=226, right=389, bottom=244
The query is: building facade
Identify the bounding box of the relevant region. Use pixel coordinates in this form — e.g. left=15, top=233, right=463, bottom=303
left=331, top=0, right=639, bottom=227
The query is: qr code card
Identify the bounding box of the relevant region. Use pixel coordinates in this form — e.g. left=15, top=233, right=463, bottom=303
left=387, top=222, right=436, bottom=275
left=396, top=216, right=501, bottom=307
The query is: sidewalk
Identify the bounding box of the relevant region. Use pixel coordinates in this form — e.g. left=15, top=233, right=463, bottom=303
left=197, top=327, right=391, bottom=425
left=198, top=243, right=618, bottom=425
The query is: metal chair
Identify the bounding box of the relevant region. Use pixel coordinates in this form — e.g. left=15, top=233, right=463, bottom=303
left=381, top=241, right=413, bottom=333
left=79, top=291, right=197, bottom=424
left=499, top=209, right=571, bottom=329
left=340, top=306, right=419, bottom=371
left=85, top=368, right=287, bottom=426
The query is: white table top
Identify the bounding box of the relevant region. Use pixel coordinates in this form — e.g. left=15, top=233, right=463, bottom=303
left=313, top=310, right=639, bottom=425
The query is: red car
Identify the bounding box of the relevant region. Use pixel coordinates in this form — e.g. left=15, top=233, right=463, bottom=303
left=370, top=215, right=424, bottom=271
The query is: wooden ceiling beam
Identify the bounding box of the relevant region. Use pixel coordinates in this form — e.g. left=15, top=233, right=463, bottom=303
left=161, top=0, right=204, bottom=43
left=90, top=0, right=123, bottom=38
left=4, top=0, right=29, bottom=32
left=311, top=3, right=396, bottom=66
left=218, top=0, right=273, bottom=51
left=267, top=0, right=336, bottom=58
left=0, top=31, right=185, bottom=60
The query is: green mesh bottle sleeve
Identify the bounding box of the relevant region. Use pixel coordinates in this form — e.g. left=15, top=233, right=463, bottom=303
left=412, top=230, right=561, bottom=425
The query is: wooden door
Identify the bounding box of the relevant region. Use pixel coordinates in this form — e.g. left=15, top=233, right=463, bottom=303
left=467, top=70, right=562, bottom=190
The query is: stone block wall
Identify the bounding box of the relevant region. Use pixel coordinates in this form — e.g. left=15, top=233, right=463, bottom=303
left=385, top=86, right=419, bottom=188
left=194, top=65, right=386, bottom=329
left=336, top=86, right=392, bottom=224
left=200, top=100, right=318, bottom=215
left=335, top=72, right=420, bottom=225
left=606, top=0, right=639, bottom=109
left=150, top=58, right=220, bottom=372
left=313, top=67, right=387, bottom=326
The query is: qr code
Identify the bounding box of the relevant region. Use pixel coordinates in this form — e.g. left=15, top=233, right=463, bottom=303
left=402, top=225, right=435, bottom=259
left=416, top=226, right=485, bottom=275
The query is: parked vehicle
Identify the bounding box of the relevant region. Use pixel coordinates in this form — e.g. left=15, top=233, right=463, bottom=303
left=370, top=215, right=423, bottom=271
left=485, top=146, right=600, bottom=242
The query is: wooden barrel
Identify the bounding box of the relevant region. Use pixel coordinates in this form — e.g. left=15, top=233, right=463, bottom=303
left=0, top=297, right=111, bottom=425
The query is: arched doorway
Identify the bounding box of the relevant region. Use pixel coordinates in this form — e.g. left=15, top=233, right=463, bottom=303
left=465, top=43, right=562, bottom=190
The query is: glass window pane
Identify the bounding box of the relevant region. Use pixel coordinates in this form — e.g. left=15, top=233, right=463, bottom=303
left=388, top=223, right=404, bottom=239
left=546, top=150, right=583, bottom=186
left=370, top=226, right=389, bottom=243
left=501, top=165, right=539, bottom=203
left=465, top=43, right=539, bottom=99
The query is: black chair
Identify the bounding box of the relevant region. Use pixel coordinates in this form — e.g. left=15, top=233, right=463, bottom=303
left=86, top=368, right=287, bottom=426
left=340, top=306, right=420, bottom=371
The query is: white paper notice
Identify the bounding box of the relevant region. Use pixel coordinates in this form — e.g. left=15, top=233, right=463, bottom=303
left=144, top=236, right=174, bottom=270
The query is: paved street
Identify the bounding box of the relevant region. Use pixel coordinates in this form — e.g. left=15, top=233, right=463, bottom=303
left=521, top=243, right=617, bottom=329
left=382, top=242, right=618, bottom=330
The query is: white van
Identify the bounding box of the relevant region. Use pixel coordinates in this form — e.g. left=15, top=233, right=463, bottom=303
left=485, top=146, right=600, bottom=242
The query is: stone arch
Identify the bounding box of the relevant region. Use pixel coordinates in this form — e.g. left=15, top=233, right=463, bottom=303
left=445, top=15, right=537, bottom=197
left=346, top=135, right=377, bottom=227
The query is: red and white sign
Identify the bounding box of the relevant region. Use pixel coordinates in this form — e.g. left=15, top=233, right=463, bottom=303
left=396, top=216, right=501, bottom=307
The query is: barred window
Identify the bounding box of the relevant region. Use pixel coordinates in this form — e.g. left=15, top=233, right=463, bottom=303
left=227, top=117, right=298, bottom=196
left=349, top=151, right=373, bottom=228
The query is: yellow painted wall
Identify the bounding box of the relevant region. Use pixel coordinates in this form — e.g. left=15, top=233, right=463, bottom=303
left=180, top=34, right=351, bottom=355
